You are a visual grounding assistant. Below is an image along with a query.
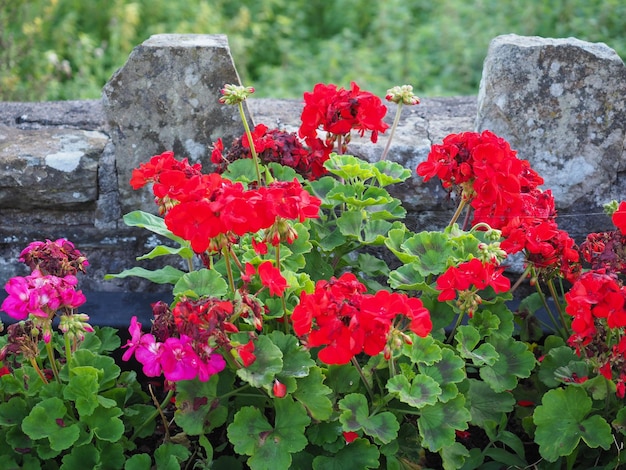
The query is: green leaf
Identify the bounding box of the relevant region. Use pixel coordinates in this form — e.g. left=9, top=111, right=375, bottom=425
left=419, top=348, right=466, bottom=402
left=324, top=154, right=376, bottom=181
left=533, top=387, right=612, bottom=462
left=479, top=336, right=536, bottom=392
left=269, top=330, right=316, bottom=378
left=309, top=176, right=339, bottom=206
left=104, top=265, right=186, bottom=284
left=293, top=367, right=333, bottom=421
left=172, top=268, right=228, bottom=298
left=82, top=405, right=124, bottom=442
left=223, top=158, right=263, bottom=183
left=122, top=210, right=186, bottom=243
left=385, top=227, right=418, bottom=263
left=466, top=379, right=515, bottom=427
left=372, top=160, right=413, bottom=186
left=538, top=345, right=581, bottom=388
left=455, top=326, right=498, bottom=366
left=356, top=253, right=390, bottom=276
left=388, top=263, right=430, bottom=291
left=175, top=375, right=227, bottom=435
left=61, top=444, right=100, bottom=469
left=0, top=397, right=28, bottom=426
left=440, top=442, right=471, bottom=470
left=312, top=438, right=380, bottom=469
left=228, top=397, right=310, bottom=470
left=65, top=349, right=121, bottom=391
left=325, top=364, right=362, bottom=394
left=154, top=442, right=191, bottom=470
left=137, top=244, right=194, bottom=261
left=267, top=162, right=301, bottom=182
left=400, top=231, right=456, bottom=276
left=338, top=393, right=399, bottom=444
left=236, top=335, right=283, bottom=388
left=418, top=395, right=471, bottom=452
left=386, top=374, right=441, bottom=408
left=125, top=454, right=152, bottom=470
left=402, top=335, right=443, bottom=366
left=64, top=366, right=100, bottom=416
left=22, top=397, right=80, bottom=451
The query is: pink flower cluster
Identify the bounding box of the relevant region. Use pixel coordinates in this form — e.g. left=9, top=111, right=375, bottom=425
left=1, top=270, right=86, bottom=322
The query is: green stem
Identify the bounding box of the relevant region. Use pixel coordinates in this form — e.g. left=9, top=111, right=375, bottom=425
left=64, top=334, right=73, bottom=369
left=29, top=357, right=49, bottom=384
left=275, top=244, right=290, bottom=335
left=510, top=265, right=533, bottom=294
left=448, top=198, right=468, bottom=227
left=546, top=278, right=569, bottom=334
left=532, top=269, right=566, bottom=339
left=351, top=357, right=375, bottom=402
left=238, top=102, right=263, bottom=185
left=222, top=246, right=236, bottom=292
left=219, top=383, right=252, bottom=401
left=130, top=389, right=175, bottom=442
left=446, top=310, right=466, bottom=344
left=45, top=340, right=60, bottom=382
left=379, top=103, right=403, bottom=161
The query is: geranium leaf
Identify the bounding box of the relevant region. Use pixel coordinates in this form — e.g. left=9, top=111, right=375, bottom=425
left=65, top=349, right=121, bottom=391
left=388, top=263, right=430, bottom=291
left=309, top=176, right=339, bottom=207
left=22, top=397, right=80, bottom=451
left=222, top=158, right=263, bottom=183
left=312, top=438, right=380, bottom=469
left=104, top=265, right=185, bottom=285
left=455, top=326, right=498, bottom=366
left=466, top=379, right=515, bottom=427
left=228, top=398, right=309, bottom=470
left=400, top=231, right=456, bottom=276
left=0, top=397, right=28, bottom=426
left=479, top=336, right=536, bottom=393
left=154, top=443, right=191, bottom=470
left=385, top=227, right=418, bottom=263
left=293, top=367, right=333, bottom=421
left=372, top=160, right=413, bottom=185
left=269, top=330, right=315, bottom=378
left=338, top=393, right=370, bottom=431
left=538, top=345, right=581, bottom=388
left=418, top=395, right=471, bottom=451
left=137, top=244, right=194, bottom=261
left=361, top=219, right=395, bottom=244
left=440, top=442, right=471, bottom=470
left=173, top=268, right=228, bottom=298
left=61, top=445, right=100, bottom=469
left=419, top=348, right=466, bottom=402
left=122, top=210, right=187, bottom=244
left=338, top=393, right=399, bottom=443
left=81, top=405, right=124, bottom=442
left=336, top=211, right=362, bottom=238
left=174, top=375, right=227, bottom=435
left=365, top=199, right=407, bottom=220
left=386, top=374, right=441, bottom=409
left=402, top=335, right=443, bottom=366
left=236, top=335, right=283, bottom=388
left=324, top=154, right=376, bottom=181
left=267, top=162, right=301, bottom=182
left=357, top=253, right=390, bottom=277
left=533, top=387, right=612, bottom=462
left=468, top=309, right=501, bottom=338
left=64, top=366, right=101, bottom=417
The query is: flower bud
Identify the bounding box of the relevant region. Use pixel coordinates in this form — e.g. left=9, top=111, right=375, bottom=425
left=273, top=379, right=287, bottom=398
left=385, top=85, right=420, bottom=105
left=219, top=84, right=255, bottom=105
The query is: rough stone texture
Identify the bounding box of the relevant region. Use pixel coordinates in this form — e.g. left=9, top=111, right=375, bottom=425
left=102, top=34, right=252, bottom=214
left=0, top=125, right=108, bottom=208
left=0, top=34, right=623, bottom=296
left=476, top=34, right=626, bottom=235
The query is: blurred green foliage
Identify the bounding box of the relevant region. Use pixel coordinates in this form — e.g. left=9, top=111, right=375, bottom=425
left=1, top=0, right=625, bottom=101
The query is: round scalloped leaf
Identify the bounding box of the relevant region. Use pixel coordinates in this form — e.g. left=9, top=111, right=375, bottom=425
left=533, top=387, right=612, bottom=462
left=324, top=154, right=377, bottom=181
left=21, top=397, right=80, bottom=451
left=386, top=374, right=441, bottom=409
left=479, top=336, right=536, bottom=393
left=466, top=379, right=515, bottom=427
left=418, top=395, right=471, bottom=452
left=236, top=335, right=283, bottom=388
left=173, top=268, right=228, bottom=299
left=312, top=438, right=380, bottom=469
left=372, top=160, right=413, bottom=185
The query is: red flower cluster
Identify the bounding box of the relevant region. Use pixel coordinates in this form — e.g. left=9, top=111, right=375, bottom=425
left=417, top=130, right=580, bottom=281
left=131, top=151, right=321, bottom=253
left=436, top=258, right=511, bottom=315
left=212, top=124, right=328, bottom=180
left=299, top=82, right=389, bottom=152
left=292, top=273, right=432, bottom=365
left=580, top=201, right=626, bottom=276
left=565, top=269, right=626, bottom=397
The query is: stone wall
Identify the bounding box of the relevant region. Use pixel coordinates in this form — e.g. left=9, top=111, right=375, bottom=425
left=0, top=34, right=624, bottom=295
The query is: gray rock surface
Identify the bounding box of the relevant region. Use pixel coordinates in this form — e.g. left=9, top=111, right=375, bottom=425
left=0, top=125, right=107, bottom=208
left=102, top=34, right=252, bottom=214
left=477, top=34, right=626, bottom=215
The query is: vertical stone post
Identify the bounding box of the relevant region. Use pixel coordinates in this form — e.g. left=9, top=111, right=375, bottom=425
left=102, top=34, right=253, bottom=214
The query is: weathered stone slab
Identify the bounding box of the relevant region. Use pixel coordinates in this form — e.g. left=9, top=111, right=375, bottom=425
left=0, top=125, right=107, bottom=209
left=102, top=34, right=252, bottom=214
left=476, top=34, right=626, bottom=214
